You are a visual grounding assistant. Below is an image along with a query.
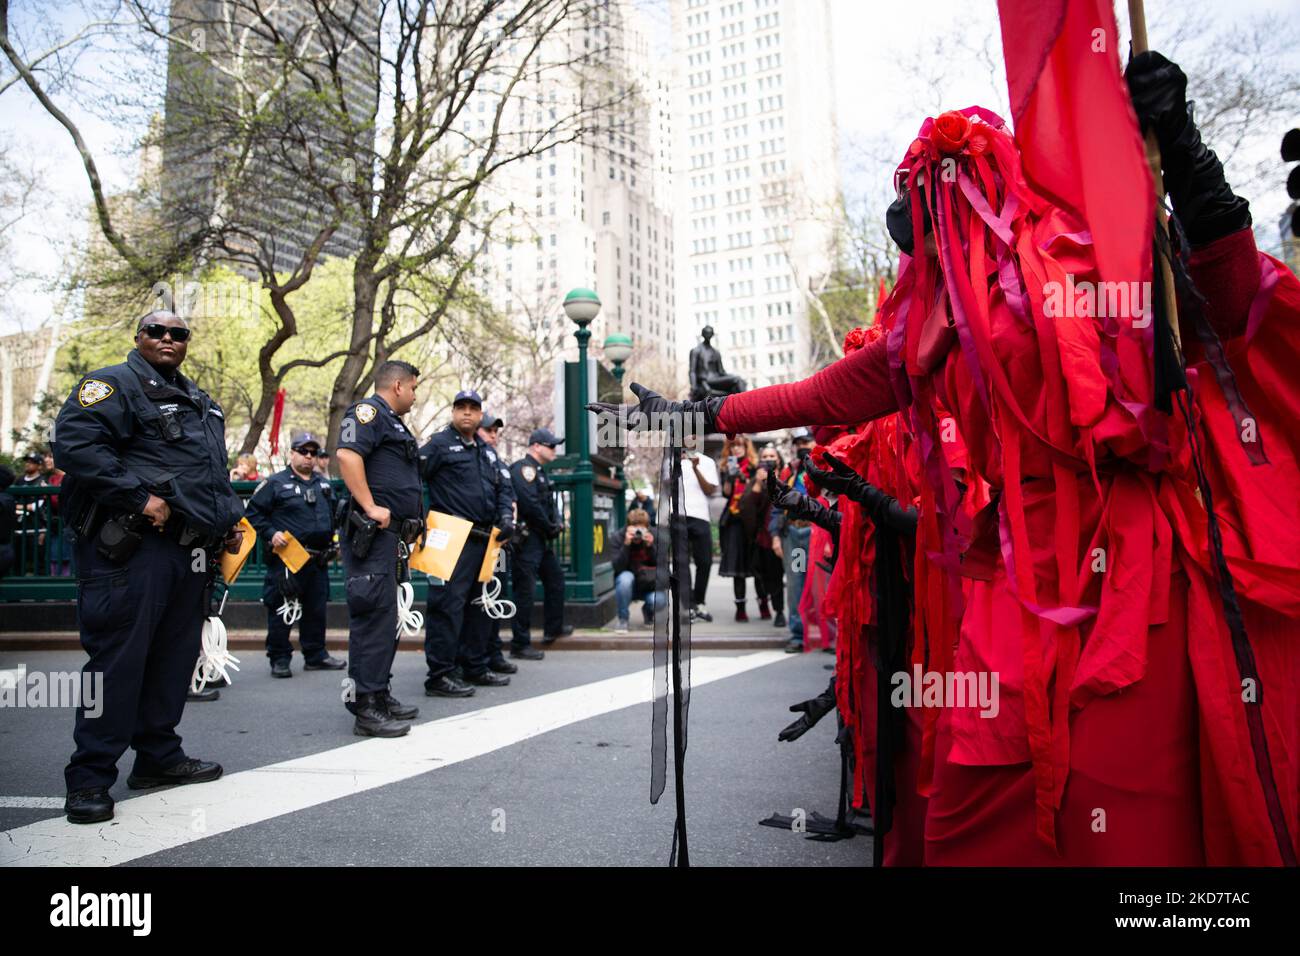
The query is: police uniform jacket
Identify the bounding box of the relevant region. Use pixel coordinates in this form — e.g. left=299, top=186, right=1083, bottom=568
left=52, top=350, right=243, bottom=536
left=338, top=394, right=423, bottom=521
left=510, top=454, right=559, bottom=537
left=245, top=467, right=335, bottom=550
left=419, top=425, right=512, bottom=529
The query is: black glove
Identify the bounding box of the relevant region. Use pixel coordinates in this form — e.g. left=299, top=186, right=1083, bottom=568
left=778, top=679, right=837, bottom=742
left=546, top=522, right=563, bottom=540
left=496, top=524, right=514, bottom=545
left=806, top=453, right=918, bottom=536
left=1125, top=51, right=1251, bottom=246
left=768, top=469, right=842, bottom=533
left=587, top=382, right=727, bottom=443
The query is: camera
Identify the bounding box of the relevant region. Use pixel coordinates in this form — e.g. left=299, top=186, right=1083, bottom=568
left=632, top=529, right=645, bottom=542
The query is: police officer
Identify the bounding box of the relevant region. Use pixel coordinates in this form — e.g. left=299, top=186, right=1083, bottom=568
left=335, top=360, right=425, bottom=737
left=245, top=430, right=346, bottom=678
left=509, top=428, right=572, bottom=658
left=420, top=391, right=516, bottom=696
left=477, top=411, right=518, bottom=675
left=53, top=310, right=245, bottom=824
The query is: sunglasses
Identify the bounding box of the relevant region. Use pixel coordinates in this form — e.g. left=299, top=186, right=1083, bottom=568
left=293, top=448, right=320, bottom=457
left=139, top=324, right=192, bottom=342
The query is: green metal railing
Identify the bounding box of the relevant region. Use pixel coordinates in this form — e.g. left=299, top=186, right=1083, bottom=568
left=1, top=475, right=609, bottom=605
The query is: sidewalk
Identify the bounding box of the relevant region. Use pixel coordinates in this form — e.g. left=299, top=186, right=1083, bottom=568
left=0, top=561, right=794, bottom=652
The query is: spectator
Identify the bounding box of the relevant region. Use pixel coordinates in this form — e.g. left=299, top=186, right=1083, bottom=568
left=752, top=444, right=786, bottom=626
left=0, top=465, right=15, bottom=579
left=632, top=487, right=657, bottom=526
left=15, top=452, right=46, bottom=574
left=43, top=452, right=72, bottom=576
left=678, top=432, right=718, bottom=623
left=612, top=508, right=666, bottom=633
left=717, top=435, right=763, bottom=622
left=313, top=450, right=332, bottom=477
left=230, top=454, right=261, bottom=482
left=772, top=427, right=818, bottom=648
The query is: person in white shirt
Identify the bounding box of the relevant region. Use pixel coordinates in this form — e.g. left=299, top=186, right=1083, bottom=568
left=675, top=433, right=718, bottom=622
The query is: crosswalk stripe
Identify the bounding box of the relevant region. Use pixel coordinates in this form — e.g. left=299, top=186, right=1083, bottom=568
left=0, top=651, right=787, bottom=867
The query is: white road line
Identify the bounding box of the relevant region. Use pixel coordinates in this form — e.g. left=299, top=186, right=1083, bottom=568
left=0, top=651, right=787, bottom=867
left=0, top=798, right=64, bottom=809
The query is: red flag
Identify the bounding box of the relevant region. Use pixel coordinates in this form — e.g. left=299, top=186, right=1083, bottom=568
left=996, top=0, right=1152, bottom=287
left=269, top=388, right=286, bottom=455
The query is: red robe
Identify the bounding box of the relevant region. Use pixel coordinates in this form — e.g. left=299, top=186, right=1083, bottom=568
left=716, top=228, right=1300, bottom=866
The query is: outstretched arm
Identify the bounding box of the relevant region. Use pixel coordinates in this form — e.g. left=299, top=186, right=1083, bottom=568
left=714, top=336, right=896, bottom=434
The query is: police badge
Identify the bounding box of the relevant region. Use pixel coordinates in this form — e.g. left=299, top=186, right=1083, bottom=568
left=355, top=403, right=377, bottom=424
left=522, top=465, right=536, bottom=482
left=78, top=379, right=114, bottom=407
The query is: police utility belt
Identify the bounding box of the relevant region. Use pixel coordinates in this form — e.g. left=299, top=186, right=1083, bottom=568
left=346, top=505, right=423, bottom=560
left=75, top=499, right=224, bottom=565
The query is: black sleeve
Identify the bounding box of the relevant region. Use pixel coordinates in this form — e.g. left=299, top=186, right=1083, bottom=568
left=339, top=403, right=382, bottom=458
left=52, top=373, right=149, bottom=513
left=511, top=465, right=551, bottom=528
left=611, top=528, right=630, bottom=574
left=244, top=479, right=278, bottom=542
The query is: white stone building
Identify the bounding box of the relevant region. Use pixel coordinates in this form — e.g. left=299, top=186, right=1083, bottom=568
left=670, top=0, right=839, bottom=386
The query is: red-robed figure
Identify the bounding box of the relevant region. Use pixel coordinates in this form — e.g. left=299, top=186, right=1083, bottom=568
left=593, top=52, right=1300, bottom=865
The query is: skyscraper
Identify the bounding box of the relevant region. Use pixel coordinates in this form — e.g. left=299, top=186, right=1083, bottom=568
left=160, top=0, right=379, bottom=277
left=671, top=0, right=839, bottom=386
left=468, top=0, right=678, bottom=366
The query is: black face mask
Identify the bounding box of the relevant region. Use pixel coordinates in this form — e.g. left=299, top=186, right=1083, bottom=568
left=886, top=189, right=933, bottom=256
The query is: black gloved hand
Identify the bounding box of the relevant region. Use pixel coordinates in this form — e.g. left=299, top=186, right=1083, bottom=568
left=546, top=522, right=563, bottom=540
left=496, top=524, right=514, bottom=545
left=1125, top=50, right=1189, bottom=149
left=1124, top=50, right=1251, bottom=246
left=587, top=382, right=727, bottom=443
left=807, top=452, right=918, bottom=536
left=803, top=452, right=870, bottom=500
left=778, top=682, right=837, bottom=742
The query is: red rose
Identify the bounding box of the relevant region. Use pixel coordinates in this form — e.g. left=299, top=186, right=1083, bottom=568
left=843, top=326, right=868, bottom=354
left=931, top=111, right=971, bottom=155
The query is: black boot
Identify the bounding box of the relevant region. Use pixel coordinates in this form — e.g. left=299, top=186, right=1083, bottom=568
left=378, top=690, right=419, bottom=720
left=352, top=693, right=411, bottom=737
left=65, top=788, right=114, bottom=824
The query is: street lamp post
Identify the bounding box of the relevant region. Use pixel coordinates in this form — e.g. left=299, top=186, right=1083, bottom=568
left=563, top=288, right=601, bottom=603
left=602, top=331, right=633, bottom=527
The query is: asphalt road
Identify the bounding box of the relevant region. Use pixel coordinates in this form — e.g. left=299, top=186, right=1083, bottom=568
left=0, top=645, right=869, bottom=867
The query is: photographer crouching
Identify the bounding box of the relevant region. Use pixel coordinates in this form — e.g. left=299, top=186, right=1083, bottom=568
left=611, top=508, right=665, bottom=633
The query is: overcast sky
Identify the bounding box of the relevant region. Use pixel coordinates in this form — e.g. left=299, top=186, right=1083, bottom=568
left=1, top=0, right=1295, bottom=334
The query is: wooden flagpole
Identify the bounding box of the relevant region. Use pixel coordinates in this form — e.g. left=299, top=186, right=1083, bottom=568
left=1127, top=0, right=1183, bottom=354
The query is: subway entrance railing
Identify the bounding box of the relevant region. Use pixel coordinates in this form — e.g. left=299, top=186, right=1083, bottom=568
left=1, top=476, right=616, bottom=609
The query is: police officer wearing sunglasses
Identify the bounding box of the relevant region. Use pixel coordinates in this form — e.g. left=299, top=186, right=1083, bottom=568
left=245, top=431, right=346, bottom=678
left=53, top=310, right=245, bottom=825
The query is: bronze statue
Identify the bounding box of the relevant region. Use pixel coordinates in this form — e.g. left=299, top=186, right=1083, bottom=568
left=688, top=326, right=746, bottom=401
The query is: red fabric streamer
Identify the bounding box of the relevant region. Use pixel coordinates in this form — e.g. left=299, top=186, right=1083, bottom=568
left=996, top=0, right=1153, bottom=289
left=269, top=388, right=286, bottom=455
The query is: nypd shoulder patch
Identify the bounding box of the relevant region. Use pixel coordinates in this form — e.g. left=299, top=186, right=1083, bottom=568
left=522, top=465, right=537, bottom=482
left=78, top=379, right=114, bottom=407
left=355, top=403, right=377, bottom=424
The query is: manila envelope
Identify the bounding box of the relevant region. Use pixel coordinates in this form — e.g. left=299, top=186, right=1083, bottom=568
left=273, top=530, right=312, bottom=574
left=410, top=511, right=471, bottom=581
left=220, top=517, right=258, bottom=584
left=477, top=528, right=505, bottom=583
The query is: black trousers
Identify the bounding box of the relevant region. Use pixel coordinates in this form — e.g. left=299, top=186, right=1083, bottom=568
left=686, top=517, right=713, bottom=606
left=510, top=533, right=564, bottom=647
left=262, top=554, right=330, bottom=663
left=754, top=547, right=785, bottom=612
left=424, top=535, right=491, bottom=681
left=343, top=529, right=401, bottom=696
left=65, top=532, right=208, bottom=792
